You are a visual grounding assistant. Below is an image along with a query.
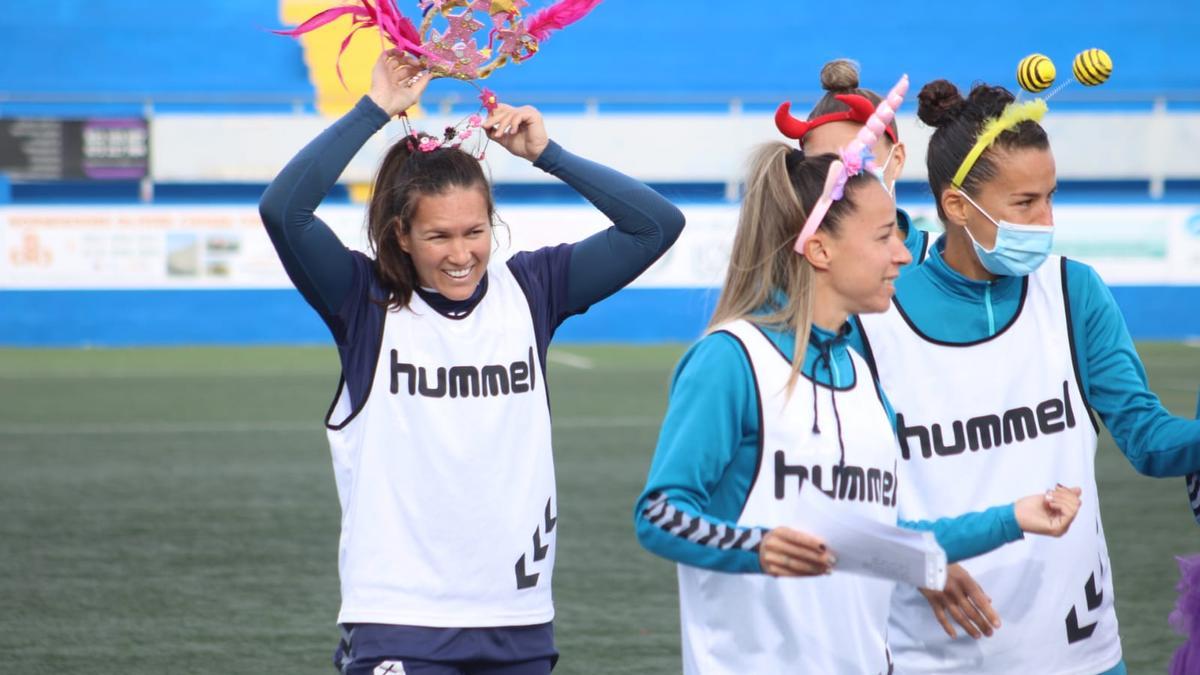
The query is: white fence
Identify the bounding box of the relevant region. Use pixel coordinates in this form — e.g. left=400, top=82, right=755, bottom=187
left=149, top=109, right=1200, bottom=197
left=6, top=202, right=1200, bottom=290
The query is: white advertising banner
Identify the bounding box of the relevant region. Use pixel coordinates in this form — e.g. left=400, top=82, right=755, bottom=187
left=3, top=203, right=1200, bottom=289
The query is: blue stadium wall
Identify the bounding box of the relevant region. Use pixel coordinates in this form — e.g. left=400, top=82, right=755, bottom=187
left=3, top=282, right=1200, bottom=347
left=3, top=1, right=1198, bottom=110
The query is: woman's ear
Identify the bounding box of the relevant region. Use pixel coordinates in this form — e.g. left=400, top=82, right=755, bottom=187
left=887, top=142, right=907, bottom=180
left=803, top=232, right=834, bottom=271
left=941, top=189, right=970, bottom=228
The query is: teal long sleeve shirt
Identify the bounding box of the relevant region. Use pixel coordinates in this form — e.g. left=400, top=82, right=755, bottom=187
left=848, top=236, right=1200, bottom=477
left=635, top=320, right=1023, bottom=574
left=897, top=208, right=932, bottom=267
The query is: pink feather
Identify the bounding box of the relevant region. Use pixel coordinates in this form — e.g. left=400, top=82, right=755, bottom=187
left=275, top=0, right=432, bottom=59
left=334, top=25, right=372, bottom=88
left=524, top=0, right=603, bottom=42
left=271, top=6, right=369, bottom=37
left=375, top=1, right=403, bottom=43
left=368, top=0, right=429, bottom=55
left=378, top=0, right=423, bottom=45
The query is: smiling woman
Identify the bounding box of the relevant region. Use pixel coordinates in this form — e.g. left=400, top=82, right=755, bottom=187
left=257, top=51, right=684, bottom=674
left=398, top=186, right=492, bottom=298
left=369, top=152, right=495, bottom=304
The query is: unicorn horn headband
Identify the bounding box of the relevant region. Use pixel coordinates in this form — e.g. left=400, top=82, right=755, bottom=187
left=275, top=0, right=603, bottom=85
left=792, top=74, right=908, bottom=255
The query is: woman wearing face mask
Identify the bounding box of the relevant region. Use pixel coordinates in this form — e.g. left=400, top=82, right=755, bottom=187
left=633, top=80, right=1085, bottom=674
left=852, top=79, right=1200, bottom=675
left=258, top=52, right=684, bottom=674
left=775, top=59, right=930, bottom=265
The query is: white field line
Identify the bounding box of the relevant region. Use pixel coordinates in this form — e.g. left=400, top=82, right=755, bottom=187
left=0, top=369, right=336, bottom=380
left=0, top=416, right=659, bottom=436
left=547, top=351, right=595, bottom=369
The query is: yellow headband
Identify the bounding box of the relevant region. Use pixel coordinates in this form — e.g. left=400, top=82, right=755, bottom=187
left=950, top=99, right=1048, bottom=188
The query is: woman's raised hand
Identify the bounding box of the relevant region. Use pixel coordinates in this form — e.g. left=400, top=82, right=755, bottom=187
left=1015, top=485, right=1083, bottom=537
left=485, top=103, right=550, bottom=162
left=367, top=50, right=431, bottom=117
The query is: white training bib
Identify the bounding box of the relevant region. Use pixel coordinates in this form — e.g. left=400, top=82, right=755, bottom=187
left=326, top=261, right=557, bottom=628
left=858, top=257, right=1120, bottom=674
left=677, top=320, right=902, bottom=675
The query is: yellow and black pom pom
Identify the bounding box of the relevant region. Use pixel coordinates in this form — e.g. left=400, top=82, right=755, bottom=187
left=1072, top=48, right=1113, bottom=86
left=1017, top=53, right=1056, bottom=93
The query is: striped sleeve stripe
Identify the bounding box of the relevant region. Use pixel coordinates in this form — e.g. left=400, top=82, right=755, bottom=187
left=687, top=520, right=714, bottom=544
left=677, top=517, right=702, bottom=539
left=744, top=528, right=765, bottom=552
left=693, top=523, right=721, bottom=546
left=641, top=492, right=765, bottom=553
left=649, top=508, right=672, bottom=527
left=1188, top=474, right=1200, bottom=522
left=662, top=510, right=685, bottom=532
left=731, top=528, right=754, bottom=550
left=717, top=527, right=739, bottom=549
left=644, top=492, right=669, bottom=520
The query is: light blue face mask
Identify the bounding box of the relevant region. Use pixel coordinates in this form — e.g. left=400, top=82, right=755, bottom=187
left=957, top=191, right=1054, bottom=277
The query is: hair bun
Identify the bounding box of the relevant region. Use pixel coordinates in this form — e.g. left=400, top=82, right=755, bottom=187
left=820, top=59, right=860, bottom=93
left=965, top=83, right=1017, bottom=120
left=917, top=79, right=966, bottom=128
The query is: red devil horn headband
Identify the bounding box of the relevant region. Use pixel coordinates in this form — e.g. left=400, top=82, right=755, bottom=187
left=775, top=94, right=899, bottom=144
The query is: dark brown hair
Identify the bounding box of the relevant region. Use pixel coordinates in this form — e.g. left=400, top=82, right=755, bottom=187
left=917, top=79, right=1050, bottom=218
left=367, top=134, right=494, bottom=310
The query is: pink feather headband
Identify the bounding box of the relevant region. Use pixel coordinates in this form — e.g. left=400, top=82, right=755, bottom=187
left=792, top=74, right=908, bottom=256
left=275, top=0, right=603, bottom=86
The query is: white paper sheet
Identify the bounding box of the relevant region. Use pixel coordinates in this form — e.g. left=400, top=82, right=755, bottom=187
left=791, top=486, right=947, bottom=590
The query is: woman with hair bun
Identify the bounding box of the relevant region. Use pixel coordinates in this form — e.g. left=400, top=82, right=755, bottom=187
left=775, top=59, right=931, bottom=264
left=851, top=77, right=1200, bottom=675
left=258, top=51, right=684, bottom=674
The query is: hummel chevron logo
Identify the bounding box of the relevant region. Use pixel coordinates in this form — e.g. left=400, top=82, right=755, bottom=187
left=1065, top=572, right=1103, bottom=644
left=515, top=554, right=539, bottom=590
left=1085, top=573, right=1103, bottom=611
left=544, top=498, right=557, bottom=533
left=514, top=497, right=557, bottom=590
left=1065, top=607, right=1096, bottom=644
left=532, top=528, right=549, bottom=562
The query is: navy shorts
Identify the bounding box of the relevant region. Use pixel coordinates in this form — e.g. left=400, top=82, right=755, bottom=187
left=334, top=623, right=557, bottom=675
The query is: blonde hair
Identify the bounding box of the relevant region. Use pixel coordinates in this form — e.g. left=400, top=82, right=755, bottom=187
left=709, top=143, right=865, bottom=393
